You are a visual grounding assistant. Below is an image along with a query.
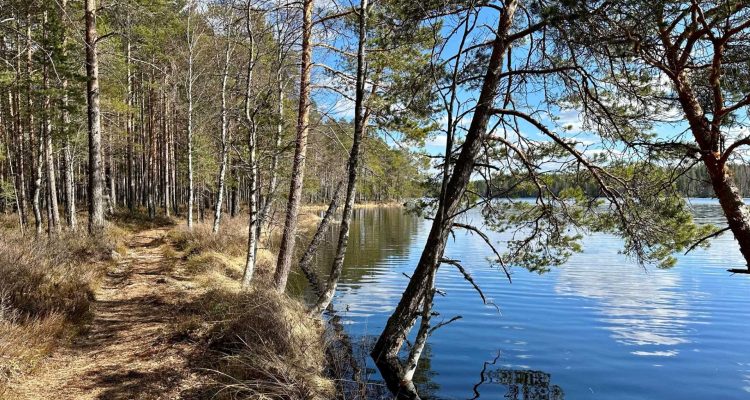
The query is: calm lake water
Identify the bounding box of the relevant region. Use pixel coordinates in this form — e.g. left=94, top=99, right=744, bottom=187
left=289, top=199, right=750, bottom=399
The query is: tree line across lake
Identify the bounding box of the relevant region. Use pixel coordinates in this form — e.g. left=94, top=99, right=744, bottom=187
left=469, top=164, right=750, bottom=199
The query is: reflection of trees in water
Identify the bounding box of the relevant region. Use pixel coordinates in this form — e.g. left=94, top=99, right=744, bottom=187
left=333, top=207, right=420, bottom=283
left=412, top=343, right=440, bottom=399
left=491, top=370, right=564, bottom=400
left=327, top=330, right=440, bottom=400
left=289, top=207, right=420, bottom=295
left=472, top=354, right=564, bottom=400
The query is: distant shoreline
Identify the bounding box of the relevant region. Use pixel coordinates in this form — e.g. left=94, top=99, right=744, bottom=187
left=302, top=201, right=406, bottom=213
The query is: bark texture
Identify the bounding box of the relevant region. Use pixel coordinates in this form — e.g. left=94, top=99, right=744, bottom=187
left=86, top=0, right=105, bottom=234
left=273, top=0, right=314, bottom=291
left=212, top=34, right=233, bottom=234
left=243, top=3, right=259, bottom=287
left=310, top=0, right=368, bottom=314
left=298, top=181, right=344, bottom=297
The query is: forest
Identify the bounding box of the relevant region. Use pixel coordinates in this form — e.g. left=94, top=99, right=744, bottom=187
left=472, top=164, right=750, bottom=198
left=1, top=0, right=750, bottom=399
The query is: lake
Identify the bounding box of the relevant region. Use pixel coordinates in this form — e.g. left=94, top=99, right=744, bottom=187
left=288, top=199, right=750, bottom=399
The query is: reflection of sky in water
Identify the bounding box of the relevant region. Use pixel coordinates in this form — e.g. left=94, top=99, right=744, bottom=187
left=312, top=200, right=750, bottom=399
left=554, top=242, right=707, bottom=353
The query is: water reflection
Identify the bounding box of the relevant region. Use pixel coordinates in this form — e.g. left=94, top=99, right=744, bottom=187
left=291, top=207, right=421, bottom=315
left=554, top=257, right=703, bottom=353
left=473, top=364, right=564, bottom=399
left=306, top=202, right=750, bottom=399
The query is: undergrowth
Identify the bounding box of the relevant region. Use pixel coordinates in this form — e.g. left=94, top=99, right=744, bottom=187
left=167, top=217, right=334, bottom=399
left=176, top=288, right=334, bottom=399
left=168, top=218, right=276, bottom=288
left=0, top=215, right=123, bottom=393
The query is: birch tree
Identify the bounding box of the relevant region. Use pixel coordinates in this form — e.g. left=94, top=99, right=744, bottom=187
left=242, top=1, right=259, bottom=285
left=60, top=0, right=77, bottom=231
left=212, top=3, right=236, bottom=234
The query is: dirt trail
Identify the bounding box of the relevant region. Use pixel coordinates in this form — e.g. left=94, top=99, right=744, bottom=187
left=9, top=228, right=203, bottom=400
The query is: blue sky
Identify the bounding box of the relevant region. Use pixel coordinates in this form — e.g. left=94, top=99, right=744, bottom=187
left=307, top=1, right=750, bottom=169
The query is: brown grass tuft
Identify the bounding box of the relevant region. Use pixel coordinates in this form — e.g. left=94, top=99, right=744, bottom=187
left=166, top=217, right=334, bottom=399
left=178, top=288, right=334, bottom=400
left=170, top=219, right=249, bottom=258
left=109, top=209, right=176, bottom=232
left=0, top=311, right=67, bottom=393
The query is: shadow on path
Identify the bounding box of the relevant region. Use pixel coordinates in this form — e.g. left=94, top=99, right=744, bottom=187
left=9, top=227, right=209, bottom=400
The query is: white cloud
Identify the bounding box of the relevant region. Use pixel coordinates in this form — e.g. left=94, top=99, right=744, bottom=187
left=425, top=133, right=447, bottom=149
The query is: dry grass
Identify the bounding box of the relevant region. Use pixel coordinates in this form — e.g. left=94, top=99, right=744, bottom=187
left=109, top=209, right=176, bottom=232
left=0, top=312, right=66, bottom=387
left=170, top=219, right=247, bottom=256
left=166, top=217, right=334, bottom=399
left=0, top=218, right=123, bottom=392
left=175, top=288, right=334, bottom=400
left=302, top=201, right=404, bottom=213
left=0, top=209, right=336, bottom=399
left=353, top=201, right=405, bottom=209
left=168, top=218, right=281, bottom=289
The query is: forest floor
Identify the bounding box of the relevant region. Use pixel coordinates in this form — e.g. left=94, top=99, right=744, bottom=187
left=7, top=226, right=208, bottom=400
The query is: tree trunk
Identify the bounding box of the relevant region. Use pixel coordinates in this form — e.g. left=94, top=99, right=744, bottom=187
left=231, top=163, right=240, bottom=218
left=186, top=4, right=195, bottom=230
left=42, top=11, right=60, bottom=234
left=106, top=127, right=115, bottom=214
left=3, top=124, right=24, bottom=234
left=273, top=0, right=314, bottom=291
left=126, top=31, right=135, bottom=213
left=27, top=17, right=43, bottom=235
left=212, top=34, right=233, bottom=234
left=60, top=0, right=77, bottom=231
left=85, top=0, right=105, bottom=234
left=298, top=181, right=344, bottom=297
left=708, top=163, right=750, bottom=264
left=402, top=268, right=437, bottom=384
left=167, top=100, right=179, bottom=216
left=671, top=73, right=750, bottom=268
left=147, top=86, right=156, bottom=219
left=162, top=78, right=170, bottom=217
left=310, top=0, right=368, bottom=314
left=62, top=135, right=76, bottom=230
left=242, top=4, right=259, bottom=286
left=257, top=40, right=286, bottom=239
left=8, top=85, right=27, bottom=230
left=170, top=103, right=177, bottom=216
left=370, top=2, right=518, bottom=397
